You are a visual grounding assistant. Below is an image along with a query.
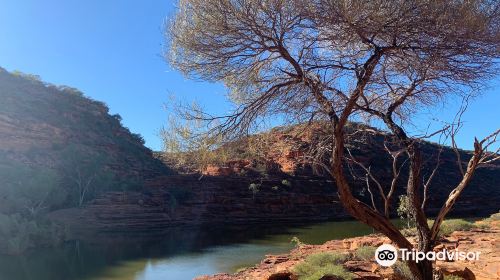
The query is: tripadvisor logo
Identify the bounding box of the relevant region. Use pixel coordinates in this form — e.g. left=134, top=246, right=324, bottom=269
left=375, top=244, right=398, bottom=266
left=374, top=244, right=481, bottom=267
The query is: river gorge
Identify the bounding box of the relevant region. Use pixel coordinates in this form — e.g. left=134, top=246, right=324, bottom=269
left=0, top=220, right=380, bottom=280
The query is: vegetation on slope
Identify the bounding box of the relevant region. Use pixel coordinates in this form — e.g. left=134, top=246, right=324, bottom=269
left=0, top=68, right=172, bottom=253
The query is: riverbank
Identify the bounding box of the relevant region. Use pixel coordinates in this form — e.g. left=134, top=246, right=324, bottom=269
left=195, top=214, right=500, bottom=280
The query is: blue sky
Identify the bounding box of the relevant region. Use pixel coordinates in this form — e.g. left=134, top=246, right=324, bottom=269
left=0, top=0, right=498, bottom=151
left=0, top=0, right=230, bottom=151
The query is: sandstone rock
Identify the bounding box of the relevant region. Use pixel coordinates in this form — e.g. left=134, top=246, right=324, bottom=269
left=344, top=260, right=378, bottom=273
left=352, top=271, right=382, bottom=280
left=203, top=165, right=234, bottom=176
left=267, top=272, right=294, bottom=280
left=438, top=264, right=476, bottom=280
left=194, top=273, right=234, bottom=280
left=349, top=237, right=378, bottom=250
left=262, top=255, right=289, bottom=265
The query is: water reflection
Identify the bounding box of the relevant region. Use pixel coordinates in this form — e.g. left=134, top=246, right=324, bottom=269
left=0, top=220, right=377, bottom=280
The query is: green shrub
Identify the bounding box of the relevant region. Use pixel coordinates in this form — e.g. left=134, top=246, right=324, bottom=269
left=290, top=236, right=304, bottom=247
left=489, top=212, right=500, bottom=221
left=401, top=219, right=476, bottom=238
left=304, top=252, right=351, bottom=266
left=0, top=213, right=66, bottom=255
left=294, top=264, right=353, bottom=280
left=292, top=252, right=353, bottom=280
left=235, top=266, right=248, bottom=273
left=474, top=212, right=500, bottom=229
left=281, top=179, right=292, bottom=187
left=439, top=219, right=474, bottom=236
left=248, top=183, right=261, bottom=199
left=393, top=261, right=417, bottom=280
left=397, top=195, right=415, bottom=228
left=482, top=212, right=500, bottom=224
left=353, top=246, right=376, bottom=260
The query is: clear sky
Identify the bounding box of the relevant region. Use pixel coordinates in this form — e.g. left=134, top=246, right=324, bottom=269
left=0, top=0, right=498, bottom=151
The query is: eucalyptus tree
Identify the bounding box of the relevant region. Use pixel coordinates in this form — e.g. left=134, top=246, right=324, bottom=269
left=166, top=1, right=500, bottom=278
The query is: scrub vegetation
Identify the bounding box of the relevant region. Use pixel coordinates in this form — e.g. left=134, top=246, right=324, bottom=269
left=292, top=252, right=354, bottom=280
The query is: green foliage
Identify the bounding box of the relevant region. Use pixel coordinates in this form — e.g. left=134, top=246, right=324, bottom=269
left=248, top=183, right=261, bottom=199
left=401, top=227, right=418, bottom=237
left=11, top=71, right=42, bottom=82
left=478, top=211, right=500, bottom=228
left=281, top=179, right=292, bottom=187
left=59, top=145, right=115, bottom=207
left=160, top=105, right=228, bottom=172
left=235, top=267, right=249, bottom=273
left=292, top=252, right=353, bottom=280
left=0, top=162, right=63, bottom=216
left=489, top=212, right=500, bottom=221
left=290, top=236, right=304, bottom=247
left=353, top=246, right=376, bottom=261
left=438, top=219, right=474, bottom=236
left=482, top=212, right=500, bottom=223
left=397, top=195, right=415, bottom=228
left=305, top=252, right=351, bottom=266
left=0, top=213, right=66, bottom=255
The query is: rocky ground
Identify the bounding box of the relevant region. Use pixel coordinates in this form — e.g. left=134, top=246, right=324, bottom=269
left=195, top=216, right=500, bottom=280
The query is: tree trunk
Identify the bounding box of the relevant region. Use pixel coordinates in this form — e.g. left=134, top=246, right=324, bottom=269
left=405, top=259, right=433, bottom=280
left=419, top=259, right=434, bottom=280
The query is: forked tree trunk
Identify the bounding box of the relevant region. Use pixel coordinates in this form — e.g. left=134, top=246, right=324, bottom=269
left=329, top=126, right=430, bottom=280
left=328, top=114, right=451, bottom=280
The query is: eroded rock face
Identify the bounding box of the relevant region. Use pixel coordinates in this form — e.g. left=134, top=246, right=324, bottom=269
left=56, top=175, right=348, bottom=232
left=183, top=123, right=500, bottom=224
left=267, top=272, right=294, bottom=280
left=57, top=169, right=500, bottom=233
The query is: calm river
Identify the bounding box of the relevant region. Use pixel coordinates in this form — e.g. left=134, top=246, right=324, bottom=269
left=0, top=220, right=379, bottom=280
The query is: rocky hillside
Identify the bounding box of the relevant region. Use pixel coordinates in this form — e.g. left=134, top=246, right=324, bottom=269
left=68, top=124, right=500, bottom=232
left=0, top=67, right=172, bottom=212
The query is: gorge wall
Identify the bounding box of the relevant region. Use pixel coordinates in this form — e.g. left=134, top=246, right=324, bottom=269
left=1, top=67, right=498, bottom=234
left=68, top=168, right=499, bottom=232
left=75, top=124, right=500, bottom=232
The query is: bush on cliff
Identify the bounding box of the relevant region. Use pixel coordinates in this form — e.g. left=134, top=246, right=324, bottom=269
left=353, top=246, right=376, bottom=261
left=0, top=162, right=64, bottom=217
left=0, top=213, right=66, bottom=255
left=292, top=252, right=353, bottom=280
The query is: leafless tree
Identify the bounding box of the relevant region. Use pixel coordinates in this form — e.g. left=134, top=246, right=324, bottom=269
left=165, top=0, right=500, bottom=278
